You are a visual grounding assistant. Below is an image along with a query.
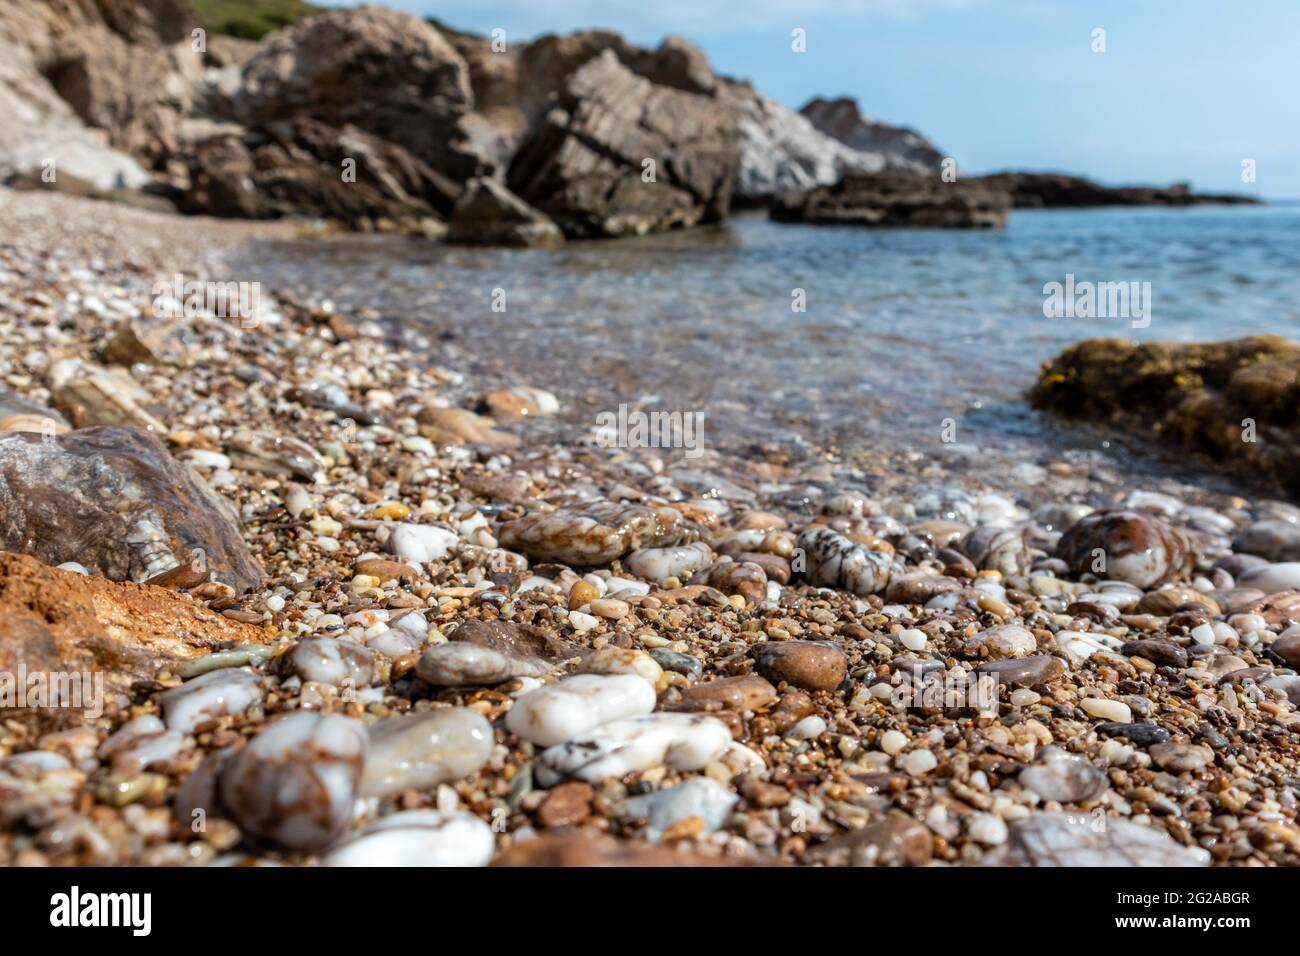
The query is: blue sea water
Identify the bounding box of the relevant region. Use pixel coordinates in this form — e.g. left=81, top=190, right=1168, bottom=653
left=238, top=202, right=1300, bottom=461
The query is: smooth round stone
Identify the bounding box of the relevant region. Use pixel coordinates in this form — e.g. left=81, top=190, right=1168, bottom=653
left=975, top=655, right=1064, bottom=687
left=1055, top=510, right=1193, bottom=588
left=362, top=708, right=494, bottom=798
left=367, top=612, right=429, bottom=658
left=796, top=528, right=893, bottom=596
left=158, top=668, right=264, bottom=733
left=589, top=598, right=630, bottom=620
left=1094, top=722, right=1170, bottom=747
left=969, top=813, right=1009, bottom=846
left=1239, top=562, right=1300, bottom=595
left=885, top=572, right=961, bottom=605
left=903, top=749, right=938, bottom=776
left=1272, top=633, right=1300, bottom=668
left=967, top=624, right=1036, bottom=660
left=898, top=628, right=928, bottom=651
left=1190, top=624, right=1217, bottom=647
left=1019, top=748, right=1107, bottom=803
left=577, top=647, right=662, bottom=684
left=416, top=643, right=541, bottom=686
left=1121, top=640, right=1187, bottom=668
left=682, top=674, right=777, bottom=712
left=1081, top=698, right=1131, bottom=723
left=323, top=811, right=494, bottom=867
left=1233, top=520, right=1300, bottom=562
left=1149, top=742, right=1212, bottom=773
left=388, top=523, right=458, bottom=564
left=219, top=712, right=366, bottom=851
left=649, top=648, right=703, bottom=679
left=505, top=674, right=657, bottom=747
left=535, top=713, right=731, bottom=786
left=880, top=730, right=908, bottom=755
left=624, top=542, right=714, bottom=585
left=1054, top=630, right=1120, bottom=663
left=98, top=715, right=184, bottom=770
left=788, top=715, right=826, bottom=740
left=620, top=777, right=738, bottom=841
left=753, top=641, right=847, bottom=692
left=291, top=636, right=374, bottom=687
left=568, top=580, right=599, bottom=609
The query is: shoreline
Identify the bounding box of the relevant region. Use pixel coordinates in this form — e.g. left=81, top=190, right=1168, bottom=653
left=3, top=186, right=1300, bottom=868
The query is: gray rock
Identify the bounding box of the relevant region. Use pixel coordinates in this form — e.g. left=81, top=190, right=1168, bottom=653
left=415, top=643, right=546, bottom=686
left=507, top=51, right=738, bottom=238
left=621, top=777, right=738, bottom=840
left=649, top=648, right=703, bottom=680
left=1095, top=722, right=1170, bottom=747
left=800, top=97, right=943, bottom=172
left=1019, top=748, right=1107, bottom=803
left=771, top=172, right=1011, bottom=229
left=447, top=176, right=563, bottom=247
left=0, top=425, right=264, bottom=592
left=982, top=812, right=1210, bottom=866
left=1232, top=519, right=1300, bottom=562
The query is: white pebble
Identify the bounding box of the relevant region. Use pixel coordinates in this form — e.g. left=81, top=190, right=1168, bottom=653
left=880, top=730, right=908, bottom=755
left=899, top=628, right=928, bottom=651
left=323, top=811, right=494, bottom=867
left=903, top=749, right=938, bottom=776
left=505, top=674, right=656, bottom=747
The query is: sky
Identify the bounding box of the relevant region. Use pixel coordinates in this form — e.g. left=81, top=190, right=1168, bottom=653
left=319, top=0, right=1299, bottom=197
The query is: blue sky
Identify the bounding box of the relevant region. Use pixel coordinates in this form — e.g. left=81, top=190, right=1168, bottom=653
left=320, top=1, right=1298, bottom=197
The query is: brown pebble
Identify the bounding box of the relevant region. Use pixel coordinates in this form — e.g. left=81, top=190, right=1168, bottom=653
left=537, top=782, right=594, bottom=827
left=754, top=641, right=847, bottom=692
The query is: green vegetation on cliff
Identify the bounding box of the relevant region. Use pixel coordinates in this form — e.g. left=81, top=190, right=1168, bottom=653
left=193, top=0, right=323, bottom=40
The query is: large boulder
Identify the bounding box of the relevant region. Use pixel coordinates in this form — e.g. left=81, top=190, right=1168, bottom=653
left=721, top=82, right=892, bottom=204
left=171, top=116, right=456, bottom=230
left=507, top=51, right=739, bottom=238
left=231, top=6, right=481, bottom=184
left=0, top=0, right=192, bottom=193
left=800, top=97, right=944, bottom=172
left=447, top=176, right=563, bottom=247
left=771, top=172, right=1011, bottom=229
left=1031, top=335, right=1300, bottom=493
left=0, top=552, right=267, bottom=729
left=0, top=426, right=264, bottom=592
left=453, top=30, right=720, bottom=176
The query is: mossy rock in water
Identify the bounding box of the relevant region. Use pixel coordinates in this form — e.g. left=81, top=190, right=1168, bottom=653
left=1030, top=335, right=1300, bottom=494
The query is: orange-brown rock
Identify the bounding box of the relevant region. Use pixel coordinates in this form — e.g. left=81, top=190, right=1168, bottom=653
left=0, top=553, right=268, bottom=728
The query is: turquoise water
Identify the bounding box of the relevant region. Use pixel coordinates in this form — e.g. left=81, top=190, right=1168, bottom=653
left=238, top=202, right=1300, bottom=460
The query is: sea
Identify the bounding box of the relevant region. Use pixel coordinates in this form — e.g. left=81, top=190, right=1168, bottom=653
left=232, top=202, right=1300, bottom=479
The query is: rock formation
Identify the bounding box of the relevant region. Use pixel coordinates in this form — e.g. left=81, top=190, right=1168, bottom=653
left=771, top=172, right=1011, bottom=229
left=801, top=96, right=944, bottom=171
left=1031, top=335, right=1300, bottom=493
left=507, top=52, right=739, bottom=238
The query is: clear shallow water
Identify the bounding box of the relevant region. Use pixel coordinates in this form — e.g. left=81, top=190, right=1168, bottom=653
left=235, top=203, right=1300, bottom=464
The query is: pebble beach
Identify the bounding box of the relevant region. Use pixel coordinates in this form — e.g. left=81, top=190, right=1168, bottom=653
left=3, top=187, right=1299, bottom=868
